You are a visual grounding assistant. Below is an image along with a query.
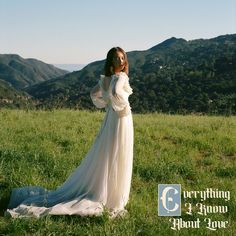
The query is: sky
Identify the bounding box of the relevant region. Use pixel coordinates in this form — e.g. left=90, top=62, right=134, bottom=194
left=1, top=0, right=235, bottom=64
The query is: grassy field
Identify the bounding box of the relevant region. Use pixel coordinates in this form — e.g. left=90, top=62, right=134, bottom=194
left=0, top=109, right=235, bottom=235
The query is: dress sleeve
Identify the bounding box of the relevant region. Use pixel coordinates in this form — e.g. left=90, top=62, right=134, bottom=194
left=110, top=72, right=131, bottom=117
left=90, top=78, right=107, bottom=108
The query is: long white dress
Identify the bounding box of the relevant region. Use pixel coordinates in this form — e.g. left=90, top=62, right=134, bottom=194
left=5, top=72, right=134, bottom=219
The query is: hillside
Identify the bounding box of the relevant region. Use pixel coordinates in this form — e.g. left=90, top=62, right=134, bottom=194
left=25, top=34, right=236, bottom=114
left=0, top=54, right=68, bottom=89
left=0, top=79, right=34, bottom=108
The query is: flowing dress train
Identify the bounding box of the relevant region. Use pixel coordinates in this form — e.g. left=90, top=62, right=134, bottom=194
left=5, top=72, right=134, bottom=218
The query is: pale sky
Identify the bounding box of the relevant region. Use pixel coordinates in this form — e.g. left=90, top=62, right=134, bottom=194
left=1, top=0, right=235, bottom=64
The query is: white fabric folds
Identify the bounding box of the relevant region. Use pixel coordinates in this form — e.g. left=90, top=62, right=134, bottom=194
left=6, top=72, right=134, bottom=219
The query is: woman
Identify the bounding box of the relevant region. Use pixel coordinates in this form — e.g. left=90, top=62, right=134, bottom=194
left=6, top=47, right=134, bottom=219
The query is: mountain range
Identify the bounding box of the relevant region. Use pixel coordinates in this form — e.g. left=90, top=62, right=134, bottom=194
left=0, top=54, right=68, bottom=108
left=0, top=54, right=68, bottom=89
left=0, top=34, right=236, bottom=114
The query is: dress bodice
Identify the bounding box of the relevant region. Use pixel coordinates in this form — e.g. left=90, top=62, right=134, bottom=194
left=99, top=72, right=133, bottom=105
left=90, top=72, right=133, bottom=117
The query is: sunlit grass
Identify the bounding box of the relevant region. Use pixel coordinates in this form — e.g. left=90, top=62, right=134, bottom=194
left=0, top=109, right=235, bottom=235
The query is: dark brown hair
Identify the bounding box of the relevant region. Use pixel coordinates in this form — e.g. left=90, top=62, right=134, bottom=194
left=104, top=47, right=129, bottom=76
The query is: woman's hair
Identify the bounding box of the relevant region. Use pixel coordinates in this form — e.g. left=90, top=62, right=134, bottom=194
left=104, top=47, right=129, bottom=76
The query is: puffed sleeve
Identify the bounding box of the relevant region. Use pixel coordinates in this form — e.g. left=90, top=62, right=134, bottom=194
left=111, top=72, right=132, bottom=117
left=90, top=78, right=107, bottom=108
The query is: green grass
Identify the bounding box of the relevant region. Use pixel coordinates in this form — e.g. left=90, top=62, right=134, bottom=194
left=0, top=109, right=235, bottom=235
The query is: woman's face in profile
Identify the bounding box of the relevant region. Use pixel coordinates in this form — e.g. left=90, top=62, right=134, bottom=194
left=112, top=51, right=125, bottom=71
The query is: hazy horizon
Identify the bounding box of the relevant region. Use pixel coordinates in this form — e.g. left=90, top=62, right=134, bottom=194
left=53, top=63, right=86, bottom=72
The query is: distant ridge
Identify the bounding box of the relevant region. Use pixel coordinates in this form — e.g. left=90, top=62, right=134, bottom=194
left=0, top=54, right=68, bottom=89
left=149, top=37, right=187, bottom=51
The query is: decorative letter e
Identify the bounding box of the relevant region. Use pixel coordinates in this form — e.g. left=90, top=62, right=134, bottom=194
left=160, top=186, right=179, bottom=213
